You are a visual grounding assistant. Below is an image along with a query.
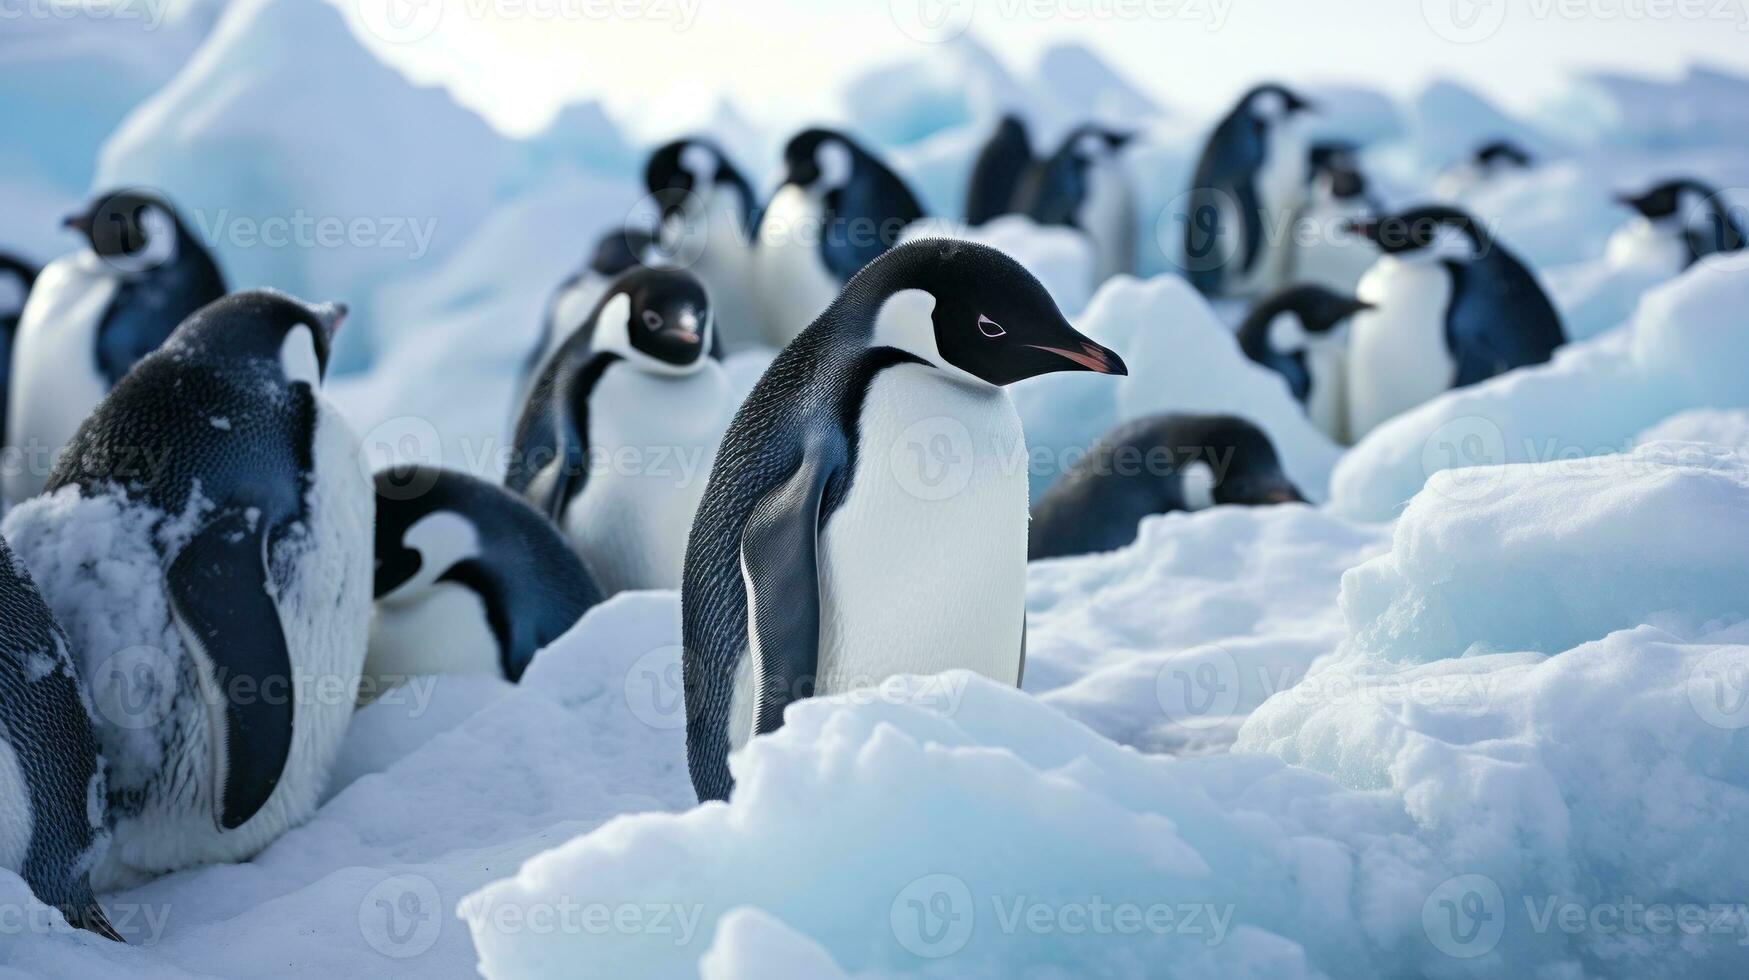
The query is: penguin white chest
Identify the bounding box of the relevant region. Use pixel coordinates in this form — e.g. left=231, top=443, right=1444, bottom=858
left=1604, top=219, right=1687, bottom=276
left=1237, top=129, right=1309, bottom=292
left=1302, top=335, right=1350, bottom=444
left=1294, top=199, right=1379, bottom=294
left=816, top=365, right=1028, bottom=694
left=366, top=583, right=500, bottom=690
left=563, top=360, right=731, bottom=594
left=755, top=185, right=842, bottom=347
left=1346, top=258, right=1456, bottom=441
left=4, top=253, right=117, bottom=505
left=1078, top=163, right=1134, bottom=282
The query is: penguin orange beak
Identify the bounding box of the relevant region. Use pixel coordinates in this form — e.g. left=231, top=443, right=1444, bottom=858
left=1027, top=341, right=1128, bottom=376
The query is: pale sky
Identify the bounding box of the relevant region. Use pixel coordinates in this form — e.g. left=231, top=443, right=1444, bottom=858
left=337, top=0, right=1749, bottom=136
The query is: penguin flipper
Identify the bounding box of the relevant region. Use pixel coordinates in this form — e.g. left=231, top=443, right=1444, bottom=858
left=166, top=510, right=294, bottom=831
left=69, top=900, right=124, bottom=942
left=741, top=436, right=841, bottom=736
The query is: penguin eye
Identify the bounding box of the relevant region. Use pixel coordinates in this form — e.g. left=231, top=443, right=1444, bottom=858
left=976, top=314, right=1006, bottom=339
left=642, top=310, right=663, bottom=331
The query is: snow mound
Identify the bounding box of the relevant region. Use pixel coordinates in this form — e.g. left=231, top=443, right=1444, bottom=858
left=1331, top=255, right=1749, bottom=519
left=901, top=215, right=1096, bottom=315
left=1543, top=66, right=1749, bottom=149
left=93, top=0, right=517, bottom=372
left=1408, top=80, right=1555, bottom=174
left=1636, top=409, right=1749, bottom=451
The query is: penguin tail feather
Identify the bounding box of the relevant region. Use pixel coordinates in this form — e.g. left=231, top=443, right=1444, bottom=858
left=71, top=902, right=125, bottom=943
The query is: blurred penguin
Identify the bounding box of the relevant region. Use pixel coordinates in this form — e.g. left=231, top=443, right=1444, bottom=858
left=1237, top=284, right=1372, bottom=444
left=1608, top=179, right=1746, bottom=275
left=1434, top=139, right=1535, bottom=200
left=965, top=115, right=1035, bottom=226
left=646, top=138, right=764, bottom=353
left=0, top=254, right=38, bottom=446
left=1016, top=124, right=1136, bottom=283
left=1291, top=142, right=1383, bottom=295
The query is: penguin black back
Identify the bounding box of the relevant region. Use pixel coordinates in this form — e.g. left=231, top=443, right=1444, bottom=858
left=0, top=254, right=38, bottom=440
left=965, top=115, right=1034, bottom=225
left=1237, top=283, right=1371, bottom=402
left=1028, top=413, right=1304, bottom=560
left=374, top=466, right=602, bottom=681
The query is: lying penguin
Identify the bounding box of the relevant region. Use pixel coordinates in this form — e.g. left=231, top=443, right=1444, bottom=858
left=0, top=531, right=119, bottom=939
left=1609, top=178, right=1746, bottom=274
left=3, top=289, right=370, bottom=889
left=5, top=189, right=225, bottom=506
left=681, top=239, right=1127, bottom=801
left=1029, top=414, right=1304, bottom=560
left=369, top=465, right=602, bottom=689
left=1345, top=206, right=1564, bottom=441
left=754, top=128, right=924, bottom=347
left=1237, top=284, right=1372, bottom=444
left=506, top=267, right=732, bottom=595
left=646, top=138, right=763, bottom=354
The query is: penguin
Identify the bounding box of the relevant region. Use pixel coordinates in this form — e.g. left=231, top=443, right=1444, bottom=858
left=1236, top=284, right=1372, bottom=443
left=520, top=227, right=660, bottom=395
left=1015, top=124, right=1136, bottom=283
left=1028, top=413, right=1304, bottom=560
left=369, top=466, right=602, bottom=690
left=1433, top=139, right=1535, bottom=199
left=646, top=138, right=764, bottom=354
left=1183, top=83, right=1316, bottom=298
left=3, top=289, right=371, bottom=889
left=1608, top=179, right=1747, bottom=274
left=506, top=267, right=732, bottom=596
left=681, top=239, right=1127, bottom=801
left=4, top=189, right=225, bottom=506
left=964, top=114, right=1034, bottom=226
left=0, top=531, right=120, bottom=940
left=1345, top=206, right=1564, bottom=441
left=0, top=254, right=38, bottom=445
left=753, top=128, right=925, bottom=347
left=1291, top=141, right=1384, bottom=294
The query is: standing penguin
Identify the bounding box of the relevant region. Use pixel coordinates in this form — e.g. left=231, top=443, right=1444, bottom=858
left=507, top=267, right=732, bottom=596
left=1345, top=207, right=1564, bottom=441
left=1609, top=179, right=1746, bottom=274
left=1291, top=142, right=1383, bottom=295
left=1433, top=139, right=1535, bottom=200
left=1015, top=124, right=1136, bottom=284
left=0, top=254, right=38, bottom=445
left=0, top=531, right=119, bottom=939
left=369, top=466, right=602, bottom=690
left=1183, top=84, right=1316, bottom=298
left=1028, top=413, right=1303, bottom=560
left=964, top=114, right=1034, bottom=226
left=521, top=227, right=659, bottom=393
left=5, top=190, right=225, bottom=505
left=647, top=138, right=764, bottom=354
left=753, top=128, right=925, bottom=347
left=682, top=239, right=1127, bottom=801
left=3, top=290, right=371, bottom=888
left=1237, top=284, right=1372, bottom=444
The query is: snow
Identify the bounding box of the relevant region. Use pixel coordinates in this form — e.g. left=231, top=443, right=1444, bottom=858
left=7, top=8, right=1749, bottom=979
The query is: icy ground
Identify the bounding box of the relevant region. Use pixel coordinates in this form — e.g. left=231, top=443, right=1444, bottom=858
left=4, top=0, right=1749, bottom=977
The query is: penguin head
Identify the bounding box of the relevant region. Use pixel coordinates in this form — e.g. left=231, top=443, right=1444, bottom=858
left=63, top=189, right=189, bottom=275
left=1474, top=140, right=1534, bottom=171
left=1064, top=124, right=1133, bottom=165
left=372, top=467, right=482, bottom=602
left=857, top=239, right=1127, bottom=387
left=1241, top=83, right=1316, bottom=124
left=1167, top=414, right=1305, bottom=509
left=587, top=267, right=712, bottom=375
left=1349, top=206, right=1491, bottom=263
left=780, top=128, right=861, bottom=194
left=646, top=138, right=753, bottom=220
left=1616, top=179, right=1717, bottom=227
left=1308, top=142, right=1369, bottom=202
left=587, top=226, right=659, bottom=279
left=1255, top=284, right=1372, bottom=357
left=167, top=289, right=347, bottom=388
left=0, top=253, right=35, bottom=321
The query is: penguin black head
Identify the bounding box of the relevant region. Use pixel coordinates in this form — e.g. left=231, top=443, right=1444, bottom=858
left=63, top=188, right=193, bottom=274
left=587, top=267, right=712, bottom=374
left=1246, top=284, right=1372, bottom=350
left=1239, top=83, right=1316, bottom=123
left=0, top=253, right=36, bottom=321
left=1349, top=206, right=1491, bottom=261
left=1474, top=140, right=1534, bottom=170
left=1615, top=178, right=1717, bottom=223
left=1178, top=414, right=1305, bottom=507
left=780, top=128, right=866, bottom=192
left=372, top=466, right=480, bottom=601
left=847, top=238, right=1127, bottom=387
left=1308, top=141, right=1369, bottom=201
left=166, top=289, right=347, bottom=388
left=646, top=138, right=755, bottom=224
left=1061, top=123, right=1134, bottom=162
left=588, top=226, right=658, bottom=279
